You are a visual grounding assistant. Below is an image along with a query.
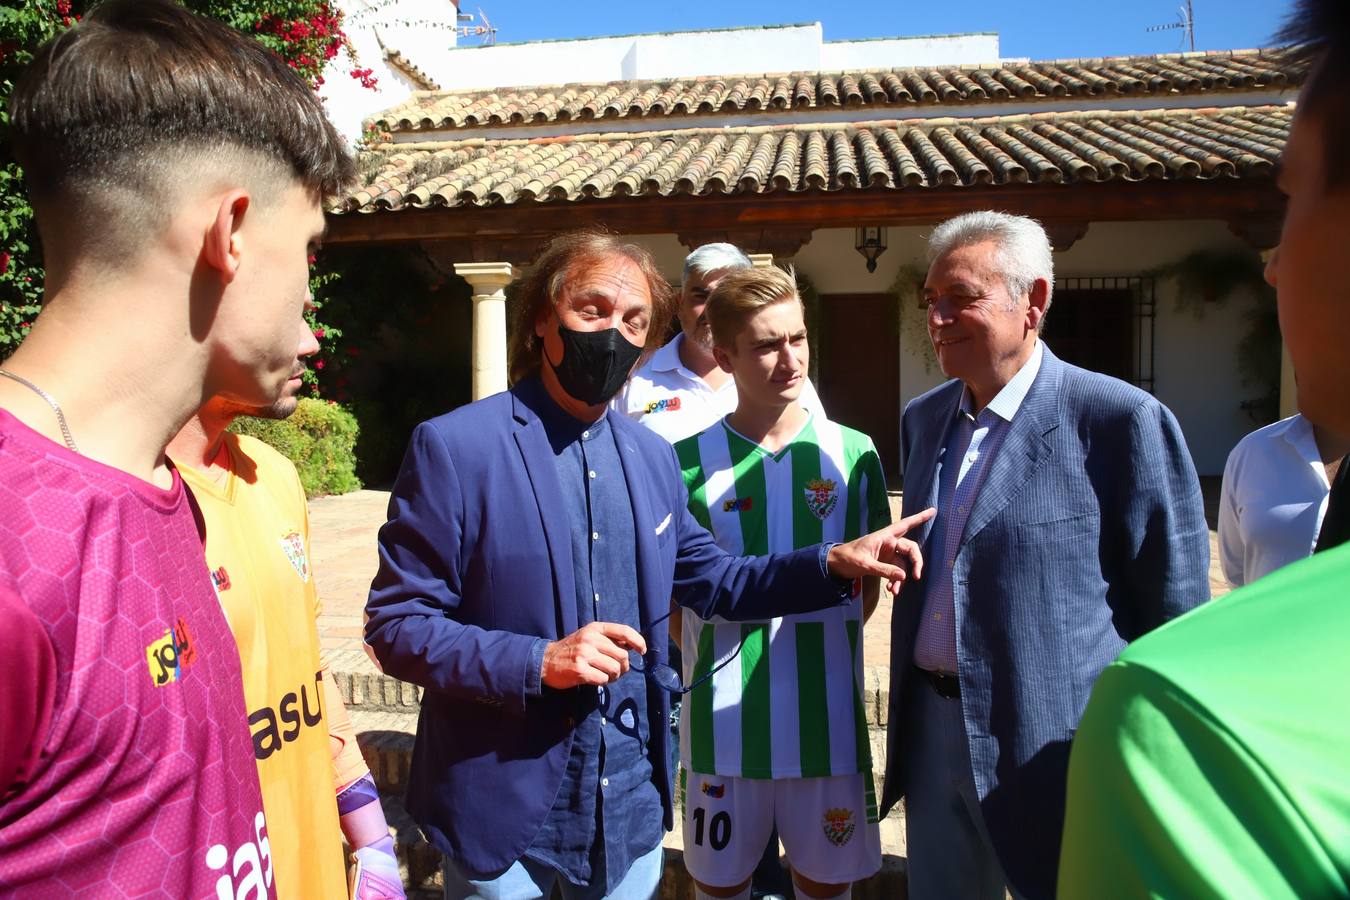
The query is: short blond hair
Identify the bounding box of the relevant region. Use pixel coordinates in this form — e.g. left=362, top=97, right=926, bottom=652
left=706, top=265, right=803, bottom=350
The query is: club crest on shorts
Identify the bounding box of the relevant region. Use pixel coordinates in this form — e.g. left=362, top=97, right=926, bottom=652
left=279, top=531, right=310, bottom=583
left=804, top=478, right=839, bottom=520
left=822, top=808, right=856, bottom=847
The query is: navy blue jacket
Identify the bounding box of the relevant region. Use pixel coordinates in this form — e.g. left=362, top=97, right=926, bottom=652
left=881, top=346, right=1210, bottom=899
left=365, top=383, right=842, bottom=879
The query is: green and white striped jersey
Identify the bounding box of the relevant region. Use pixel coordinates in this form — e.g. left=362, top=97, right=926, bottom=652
left=674, top=412, right=891, bottom=781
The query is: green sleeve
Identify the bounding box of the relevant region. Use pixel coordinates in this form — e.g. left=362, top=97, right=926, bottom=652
left=1058, top=662, right=1343, bottom=900
left=863, top=445, right=891, bottom=532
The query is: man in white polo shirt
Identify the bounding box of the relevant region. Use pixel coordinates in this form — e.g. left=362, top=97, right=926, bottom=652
left=615, top=243, right=822, bottom=442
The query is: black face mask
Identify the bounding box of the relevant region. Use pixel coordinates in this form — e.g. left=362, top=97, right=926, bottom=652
left=546, top=323, right=643, bottom=406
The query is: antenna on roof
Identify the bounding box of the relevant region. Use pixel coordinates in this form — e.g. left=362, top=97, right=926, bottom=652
left=1146, top=0, right=1196, bottom=51
left=456, top=6, right=497, bottom=45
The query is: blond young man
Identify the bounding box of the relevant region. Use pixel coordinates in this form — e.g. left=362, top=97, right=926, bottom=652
left=673, top=267, right=894, bottom=900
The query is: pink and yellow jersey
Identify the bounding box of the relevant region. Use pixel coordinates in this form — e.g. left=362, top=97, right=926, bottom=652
left=0, top=410, right=274, bottom=899
left=177, top=433, right=364, bottom=900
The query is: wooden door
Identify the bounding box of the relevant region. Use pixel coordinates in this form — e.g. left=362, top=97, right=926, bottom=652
left=816, top=293, right=901, bottom=478
left=1041, top=287, right=1135, bottom=383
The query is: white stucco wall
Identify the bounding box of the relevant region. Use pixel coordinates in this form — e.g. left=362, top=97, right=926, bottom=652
left=776, top=222, right=1267, bottom=476
left=821, top=33, right=1000, bottom=69
left=322, top=20, right=1004, bottom=135
left=321, top=0, right=462, bottom=142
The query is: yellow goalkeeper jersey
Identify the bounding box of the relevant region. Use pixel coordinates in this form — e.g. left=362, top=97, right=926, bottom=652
left=178, top=433, right=367, bottom=900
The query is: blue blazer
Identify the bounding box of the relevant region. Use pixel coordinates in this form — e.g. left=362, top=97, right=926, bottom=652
left=880, top=346, right=1210, bottom=898
left=365, top=381, right=843, bottom=879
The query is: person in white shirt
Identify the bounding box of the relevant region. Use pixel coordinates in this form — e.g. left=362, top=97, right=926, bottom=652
left=614, top=243, right=822, bottom=443
left=1217, top=413, right=1348, bottom=586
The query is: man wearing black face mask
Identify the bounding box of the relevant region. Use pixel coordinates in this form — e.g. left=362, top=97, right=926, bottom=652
left=365, top=230, right=936, bottom=899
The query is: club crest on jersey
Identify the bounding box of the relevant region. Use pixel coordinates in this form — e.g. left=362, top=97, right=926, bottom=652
left=722, top=496, right=753, bottom=513
left=145, top=617, right=199, bottom=687
left=700, top=782, right=726, bottom=799
left=822, top=808, right=856, bottom=847
left=644, top=396, right=682, bottom=415
left=803, top=478, right=839, bottom=520
left=279, top=531, right=310, bottom=583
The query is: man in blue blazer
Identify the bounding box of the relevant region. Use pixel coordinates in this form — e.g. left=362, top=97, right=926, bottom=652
left=366, top=230, right=933, bottom=900
left=879, top=212, right=1210, bottom=900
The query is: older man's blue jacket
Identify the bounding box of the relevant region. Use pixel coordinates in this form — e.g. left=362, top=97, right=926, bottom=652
left=365, top=379, right=843, bottom=879
left=880, top=345, right=1210, bottom=899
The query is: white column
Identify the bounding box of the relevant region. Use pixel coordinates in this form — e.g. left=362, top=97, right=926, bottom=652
left=454, top=262, right=518, bottom=400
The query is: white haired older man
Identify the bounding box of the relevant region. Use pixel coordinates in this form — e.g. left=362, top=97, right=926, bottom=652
left=880, top=211, right=1210, bottom=899
left=615, top=242, right=822, bottom=442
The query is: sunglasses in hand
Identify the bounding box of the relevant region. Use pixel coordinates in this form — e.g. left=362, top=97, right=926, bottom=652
left=626, top=607, right=747, bottom=695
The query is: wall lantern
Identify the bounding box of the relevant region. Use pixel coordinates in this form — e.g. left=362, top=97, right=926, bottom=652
left=855, top=226, right=888, bottom=273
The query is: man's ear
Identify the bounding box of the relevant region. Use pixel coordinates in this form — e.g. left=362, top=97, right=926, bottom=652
left=534, top=307, right=553, bottom=339
left=202, top=189, right=251, bottom=285
left=713, top=345, right=735, bottom=374
left=1025, top=278, right=1051, bottom=332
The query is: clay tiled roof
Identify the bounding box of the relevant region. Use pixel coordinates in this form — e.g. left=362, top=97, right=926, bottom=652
left=384, top=48, right=441, bottom=91
left=338, top=105, right=1288, bottom=213
left=372, top=50, right=1295, bottom=133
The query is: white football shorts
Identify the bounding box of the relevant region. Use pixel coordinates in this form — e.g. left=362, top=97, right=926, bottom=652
left=678, top=766, right=881, bottom=888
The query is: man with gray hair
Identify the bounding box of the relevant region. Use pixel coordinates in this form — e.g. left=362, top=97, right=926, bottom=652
left=615, top=243, right=822, bottom=442
left=880, top=211, right=1209, bottom=899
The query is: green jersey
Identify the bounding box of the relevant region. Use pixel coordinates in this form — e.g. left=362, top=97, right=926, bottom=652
left=674, top=413, right=890, bottom=783
left=1059, top=542, right=1350, bottom=898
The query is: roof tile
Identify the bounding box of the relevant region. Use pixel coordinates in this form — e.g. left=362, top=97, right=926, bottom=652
left=339, top=106, right=1289, bottom=214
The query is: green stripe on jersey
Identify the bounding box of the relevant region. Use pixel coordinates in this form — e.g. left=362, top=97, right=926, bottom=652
left=689, top=622, right=717, bottom=774
left=675, top=434, right=712, bottom=531
left=796, top=621, right=831, bottom=777
left=791, top=427, right=825, bottom=549
left=723, top=426, right=770, bottom=556
left=847, top=619, right=879, bottom=822
left=740, top=624, right=771, bottom=776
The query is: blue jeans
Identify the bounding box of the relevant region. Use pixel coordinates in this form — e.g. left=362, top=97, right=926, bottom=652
left=442, top=840, right=664, bottom=900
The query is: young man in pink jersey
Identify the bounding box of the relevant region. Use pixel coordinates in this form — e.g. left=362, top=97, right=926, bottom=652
left=0, top=1, right=353, bottom=896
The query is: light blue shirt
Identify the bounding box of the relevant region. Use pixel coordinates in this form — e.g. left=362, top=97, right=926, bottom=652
left=914, top=341, right=1044, bottom=674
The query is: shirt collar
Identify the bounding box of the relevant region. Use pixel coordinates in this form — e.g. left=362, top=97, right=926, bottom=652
left=650, top=334, right=687, bottom=374
left=960, top=340, right=1044, bottom=423
left=1281, top=414, right=1322, bottom=466
left=516, top=375, right=604, bottom=449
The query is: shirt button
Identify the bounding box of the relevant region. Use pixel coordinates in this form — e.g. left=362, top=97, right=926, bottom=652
left=601, top=777, right=610, bottom=787
left=594, top=592, right=601, bottom=603
left=582, top=430, right=590, bottom=439
left=957, top=505, right=966, bottom=514
left=592, top=531, right=599, bottom=541
left=589, top=470, right=597, bottom=479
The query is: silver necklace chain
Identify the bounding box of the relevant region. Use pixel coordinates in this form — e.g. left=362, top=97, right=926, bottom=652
left=0, top=368, right=79, bottom=453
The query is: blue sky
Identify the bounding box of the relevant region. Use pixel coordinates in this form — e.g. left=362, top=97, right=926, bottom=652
left=467, top=0, right=1295, bottom=60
